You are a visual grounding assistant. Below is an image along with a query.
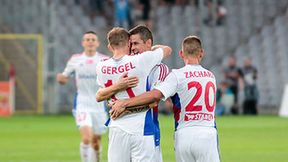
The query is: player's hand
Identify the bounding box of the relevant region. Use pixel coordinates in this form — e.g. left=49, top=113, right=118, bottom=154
left=116, top=72, right=139, bottom=90
left=149, top=101, right=159, bottom=108
left=56, top=73, right=68, bottom=85
left=111, top=109, right=131, bottom=120
left=151, top=45, right=161, bottom=51
left=110, top=100, right=127, bottom=120
left=107, top=99, right=116, bottom=108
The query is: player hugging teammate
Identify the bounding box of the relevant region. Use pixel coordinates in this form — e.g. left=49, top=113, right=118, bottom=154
left=109, top=35, right=220, bottom=162
left=58, top=25, right=220, bottom=162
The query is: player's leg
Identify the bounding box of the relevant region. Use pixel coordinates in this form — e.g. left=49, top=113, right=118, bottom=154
left=130, top=134, right=156, bottom=162
left=174, top=129, right=196, bottom=162
left=108, top=127, right=131, bottom=162
left=91, top=135, right=101, bottom=161
left=74, top=110, right=95, bottom=162
left=91, top=112, right=108, bottom=161
left=80, top=126, right=94, bottom=162
left=190, top=127, right=220, bottom=162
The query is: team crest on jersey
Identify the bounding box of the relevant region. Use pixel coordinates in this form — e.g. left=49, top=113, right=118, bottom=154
left=86, top=59, right=94, bottom=64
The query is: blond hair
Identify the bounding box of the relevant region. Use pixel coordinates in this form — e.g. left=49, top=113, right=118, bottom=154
left=182, top=36, right=202, bottom=56
left=107, top=27, right=130, bottom=48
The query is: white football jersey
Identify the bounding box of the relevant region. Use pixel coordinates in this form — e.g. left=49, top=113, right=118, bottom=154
left=96, top=48, right=164, bottom=135
left=147, top=63, right=169, bottom=147
left=62, top=52, right=108, bottom=112
left=147, top=63, right=170, bottom=90
left=155, top=64, right=217, bottom=130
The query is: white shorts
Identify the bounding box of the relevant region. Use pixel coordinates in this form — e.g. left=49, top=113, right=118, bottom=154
left=174, top=127, right=220, bottom=162
left=73, top=110, right=108, bottom=135
left=155, top=145, right=163, bottom=162
left=108, top=127, right=157, bottom=162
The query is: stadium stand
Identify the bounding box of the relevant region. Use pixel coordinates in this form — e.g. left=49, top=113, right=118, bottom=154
left=0, top=0, right=288, bottom=113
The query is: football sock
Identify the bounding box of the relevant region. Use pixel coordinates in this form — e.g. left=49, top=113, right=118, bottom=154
left=88, top=146, right=97, bottom=162
left=80, top=142, right=90, bottom=162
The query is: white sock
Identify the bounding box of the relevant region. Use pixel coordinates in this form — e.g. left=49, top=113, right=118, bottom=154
left=97, top=145, right=102, bottom=161
left=80, top=142, right=90, bottom=162
left=88, top=146, right=97, bottom=162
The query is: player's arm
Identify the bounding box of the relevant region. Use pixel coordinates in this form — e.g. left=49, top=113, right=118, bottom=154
left=57, top=55, right=76, bottom=85
left=56, top=73, right=69, bottom=85
left=96, top=72, right=139, bottom=102
left=96, top=86, right=120, bottom=102
left=126, top=89, right=163, bottom=108
left=115, top=63, right=170, bottom=114
left=110, top=89, right=164, bottom=119
left=145, top=63, right=170, bottom=108
left=111, top=71, right=177, bottom=119
left=151, top=44, right=172, bottom=59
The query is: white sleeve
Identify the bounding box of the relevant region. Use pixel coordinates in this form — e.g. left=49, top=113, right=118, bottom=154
left=62, top=57, right=76, bottom=77
left=154, top=71, right=177, bottom=101
left=138, top=48, right=164, bottom=72
left=96, top=63, right=104, bottom=88
left=150, top=63, right=170, bottom=89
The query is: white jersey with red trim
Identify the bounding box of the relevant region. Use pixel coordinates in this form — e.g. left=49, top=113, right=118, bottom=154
left=62, top=52, right=108, bottom=112
left=148, top=63, right=170, bottom=89
left=96, top=48, right=164, bottom=135
left=155, top=64, right=217, bottom=130
left=147, top=63, right=169, bottom=149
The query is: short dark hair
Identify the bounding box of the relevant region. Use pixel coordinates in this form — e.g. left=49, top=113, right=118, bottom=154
left=129, top=25, right=153, bottom=44
left=182, top=36, right=202, bottom=56
left=84, top=31, right=97, bottom=35
left=107, top=27, right=130, bottom=48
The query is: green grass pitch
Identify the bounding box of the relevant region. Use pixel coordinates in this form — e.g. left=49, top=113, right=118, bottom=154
left=0, top=115, right=288, bottom=162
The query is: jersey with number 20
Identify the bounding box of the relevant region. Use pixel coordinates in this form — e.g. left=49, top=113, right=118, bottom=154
left=155, top=64, right=217, bottom=131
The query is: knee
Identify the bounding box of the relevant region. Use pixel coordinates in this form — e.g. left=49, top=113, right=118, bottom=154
left=81, top=135, right=91, bottom=145
left=92, top=136, right=101, bottom=150
left=80, top=126, right=93, bottom=145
